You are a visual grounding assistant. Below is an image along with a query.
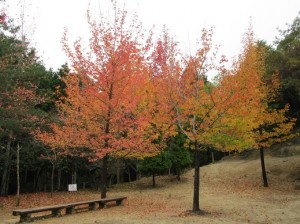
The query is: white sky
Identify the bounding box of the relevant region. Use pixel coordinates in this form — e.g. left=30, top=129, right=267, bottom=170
left=6, top=0, right=300, bottom=72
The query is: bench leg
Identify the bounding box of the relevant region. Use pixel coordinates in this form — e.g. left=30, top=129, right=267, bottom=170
left=20, top=213, right=31, bottom=223
left=116, top=199, right=124, bottom=206
left=66, top=207, right=75, bottom=214
left=52, top=209, right=63, bottom=217
left=98, top=202, right=106, bottom=209
left=89, top=202, right=97, bottom=210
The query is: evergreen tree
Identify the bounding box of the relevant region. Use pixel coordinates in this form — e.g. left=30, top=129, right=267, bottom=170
left=167, top=132, right=192, bottom=180
left=0, top=14, right=65, bottom=195
left=138, top=151, right=171, bottom=187
left=262, top=14, right=300, bottom=126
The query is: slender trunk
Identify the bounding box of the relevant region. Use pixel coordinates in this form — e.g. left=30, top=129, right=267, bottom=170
left=57, top=168, right=61, bottom=191
left=1, top=132, right=12, bottom=195
left=211, top=151, right=215, bottom=164
left=34, top=168, right=41, bottom=192
left=16, top=144, right=20, bottom=207
left=152, top=173, right=156, bottom=188
left=129, top=163, right=138, bottom=181
left=107, top=175, right=112, bottom=188
left=5, top=167, right=11, bottom=195
left=71, top=158, right=77, bottom=184
left=128, top=166, right=131, bottom=182
left=24, top=167, right=28, bottom=186
left=101, top=91, right=112, bottom=198
left=101, top=156, right=108, bottom=198
left=192, top=140, right=201, bottom=212
left=74, top=166, right=77, bottom=185
left=51, top=162, right=55, bottom=197
left=116, top=166, right=120, bottom=184
left=260, top=148, right=268, bottom=187
left=43, top=171, right=48, bottom=192
left=177, top=169, right=181, bottom=181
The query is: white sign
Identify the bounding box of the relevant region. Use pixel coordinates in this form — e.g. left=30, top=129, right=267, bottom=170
left=68, top=184, right=77, bottom=192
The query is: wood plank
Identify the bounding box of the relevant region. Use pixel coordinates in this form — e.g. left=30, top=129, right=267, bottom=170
left=13, top=204, right=67, bottom=215
left=12, top=196, right=127, bottom=222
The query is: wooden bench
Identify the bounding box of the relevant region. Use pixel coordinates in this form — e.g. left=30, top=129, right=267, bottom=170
left=12, top=196, right=127, bottom=223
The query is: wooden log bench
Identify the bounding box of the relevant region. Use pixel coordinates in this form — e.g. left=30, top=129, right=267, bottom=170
left=12, top=196, right=127, bottom=223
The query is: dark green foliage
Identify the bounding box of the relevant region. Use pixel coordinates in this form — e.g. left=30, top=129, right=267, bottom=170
left=262, top=13, right=300, bottom=125
left=0, top=18, right=67, bottom=195
left=167, top=133, right=192, bottom=180
left=137, top=133, right=192, bottom=186
left=138, top=151, right=171, bottom=187
left=138, top=151, right=172, bottom=175
left=35, top=63, right=68, bottom=112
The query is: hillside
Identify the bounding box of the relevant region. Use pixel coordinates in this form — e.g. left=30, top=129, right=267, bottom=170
left=1, top=143, right=299, bottom=224
left=205, top=139, right=300, bottom=191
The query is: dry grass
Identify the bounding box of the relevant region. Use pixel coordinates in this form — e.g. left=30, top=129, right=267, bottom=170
left=1, top=152, right=299, bottom=224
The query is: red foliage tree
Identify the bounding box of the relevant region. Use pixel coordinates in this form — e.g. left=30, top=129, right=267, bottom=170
left=36, top=2, right=172, bottom=198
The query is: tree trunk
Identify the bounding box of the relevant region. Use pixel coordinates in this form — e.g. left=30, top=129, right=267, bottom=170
left=116, top=166, right=120, bottom=184
left=102, top=100, right=112, bottom=198
left=127, top=166, right=131, bottom=182
left=71, top=158, right=77, bottom=184
left=1, top=132, right=13, bottom=195
left=101, top=156, right=108, bottom=198
left=129, top=163, right=138, bottom=181
left=16, top=143, right=20, bottom=207
left=152, top=173, right=156, bottom=188
left=192, top=141, right=202, bottom=212
left=211, top=151, right=215, bottom=164
left=5, top=167, right=11, bottom=195
left=260, top=148, right=268, bottom=187
left=24, top=167, right=28, bottom=187
left=43, top=171, right=48, bottom=192
left=50, top=162, right=55, bottom=197
left=176, top=169, right=181, bottom=181
left=34, top=168, right=41, bottom=192
left=57, top=168, right=61, bottom=191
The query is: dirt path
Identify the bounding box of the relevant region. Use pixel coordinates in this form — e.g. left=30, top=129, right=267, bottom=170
left=1, top=154, right=299, bottom=224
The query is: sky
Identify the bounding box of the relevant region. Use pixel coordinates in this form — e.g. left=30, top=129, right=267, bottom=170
left=6, top=0, right=300, bottom=72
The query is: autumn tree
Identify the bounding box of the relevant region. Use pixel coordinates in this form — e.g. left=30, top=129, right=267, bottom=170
left=150, top=27, right=256, bottom=213
left=234, top=30, right=297, bottom=187
left=211, top=27, right=297, bottom=189
left=36, top=2, right=171, bottom=198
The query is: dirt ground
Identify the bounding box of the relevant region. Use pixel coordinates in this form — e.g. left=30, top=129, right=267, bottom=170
left=0, top=152, right=299, bottom=224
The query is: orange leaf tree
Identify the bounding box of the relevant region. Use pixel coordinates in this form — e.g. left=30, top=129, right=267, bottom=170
left=150, top=28, right=256, bottom=212
left=232, top=29, right=297, bottom=187
left=36, top=2, right=171, bottom=198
